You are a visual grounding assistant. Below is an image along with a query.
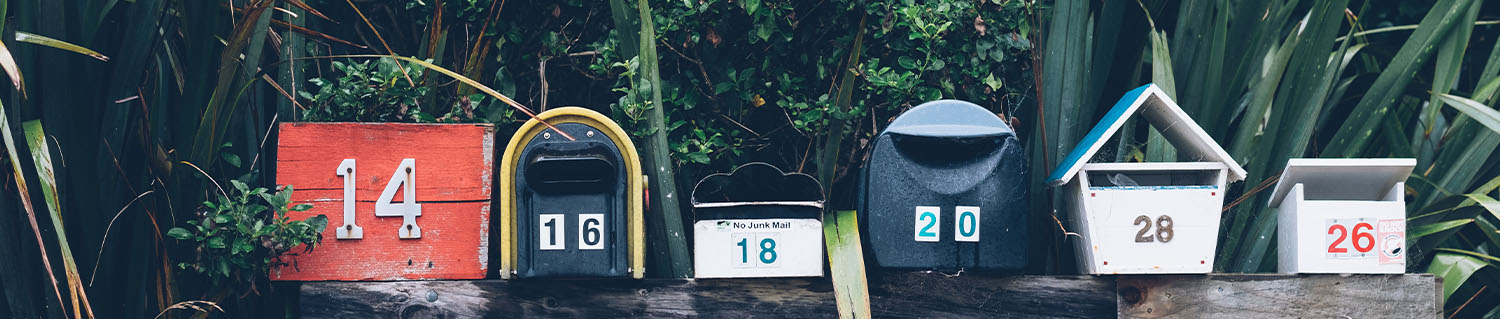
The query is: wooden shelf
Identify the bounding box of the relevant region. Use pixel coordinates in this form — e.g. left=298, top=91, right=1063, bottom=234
left=299, top=271, right=1438, bottom=318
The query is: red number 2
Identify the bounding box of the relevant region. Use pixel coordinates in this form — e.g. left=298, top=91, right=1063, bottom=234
left=1327, top=225, right=1348, bottom=253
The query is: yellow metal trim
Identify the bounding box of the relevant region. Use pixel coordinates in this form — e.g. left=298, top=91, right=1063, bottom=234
left=498, top=107, right=645, bottom=279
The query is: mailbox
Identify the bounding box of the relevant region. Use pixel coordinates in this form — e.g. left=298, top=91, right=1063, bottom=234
left=499, top=107, right=645, bottom=279
left=1270, top=158, right=1413, bottom=274
left=859, top=99, right=1028, bottom=270
left=1047, top=83, right=1246, bottom=274
left=691, top=162, right=824, bottom=278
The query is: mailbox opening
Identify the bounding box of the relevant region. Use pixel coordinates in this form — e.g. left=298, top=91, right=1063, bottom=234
left=523, top=141, right=619, bottom=194
left=1085, top=168, right=1221, bottom=188
left=891, top=134, right=1005, bottom=163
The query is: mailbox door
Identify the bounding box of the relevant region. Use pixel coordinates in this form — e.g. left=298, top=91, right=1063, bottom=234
left=515, top=123, right=630, bottom=278
left=865, top=133, right=1028, bottom=270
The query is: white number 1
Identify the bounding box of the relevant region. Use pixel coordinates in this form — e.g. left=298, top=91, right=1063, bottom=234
left=335, top=159, right=363, bottom=239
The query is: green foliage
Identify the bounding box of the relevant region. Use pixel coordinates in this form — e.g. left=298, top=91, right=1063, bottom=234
left=595, top=0, right=1034, bottom=168
left=299, top=57, right=512, bottom=123
left=166, top=178, right=327, bottom=288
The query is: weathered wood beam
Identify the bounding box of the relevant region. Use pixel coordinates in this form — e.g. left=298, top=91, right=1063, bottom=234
left=299, top=273, right=1438, bottom=318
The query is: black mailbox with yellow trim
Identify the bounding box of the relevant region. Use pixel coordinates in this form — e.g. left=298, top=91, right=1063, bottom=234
left=500, top=107, right=645, bottom=279
left=859, top=99, right=1028, bottom=270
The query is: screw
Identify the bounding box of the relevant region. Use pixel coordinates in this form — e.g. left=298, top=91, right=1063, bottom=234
left=427, top=290, right=438, bottom=302
left=543, top=132, right=552, bottom=139
left=586, top=131, right=595, bottom=137
left=347, top=168, right=353, bottom=173
left=346, top=225, right=353, bottom=230
left=406, top=167, right=412, bottom=173
left=407, top=224, right=414, bottom=230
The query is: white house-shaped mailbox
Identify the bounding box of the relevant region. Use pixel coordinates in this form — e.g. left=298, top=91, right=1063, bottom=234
left=1269, top=158, right=1413, bottom=274
left=1047, top=83, right=1246, bottom=274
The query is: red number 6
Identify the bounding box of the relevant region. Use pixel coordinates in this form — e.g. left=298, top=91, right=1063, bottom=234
left=1352, top=222, right=1374, bottom=253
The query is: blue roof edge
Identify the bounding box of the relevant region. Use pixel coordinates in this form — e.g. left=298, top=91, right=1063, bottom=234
left=1045, top=84, right=1154, bottom=185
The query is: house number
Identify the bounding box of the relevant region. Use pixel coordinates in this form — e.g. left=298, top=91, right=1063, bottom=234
left=334, top=158, right=423, bottom=239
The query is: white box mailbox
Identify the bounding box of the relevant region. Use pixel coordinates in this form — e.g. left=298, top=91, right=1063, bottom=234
left=1047, top=83, right=1246, bottom=274
left=1270, top=158, right=1413, bottom=274
left=691, top=162, right=825, bottom=278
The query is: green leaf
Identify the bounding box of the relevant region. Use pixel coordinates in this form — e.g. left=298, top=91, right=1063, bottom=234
left=305, top=214, right=329, bottom=233
left=14, top=31, right=109, bottom=61
left=207, top=237, right=226, bottom=249
left=742, top=0, right=760, bottom=15
left=292, top=203, right=313, bottom=212
left=1427, top=252, right=1489, bottom=301
left=1410, top=218, right=1473, bottom=239
left=166, top=227, right=194, bottom=240
left=1436, top=93, right=1500, bottom=135
left=221, top=152, right=241, bottom=168
left=1324, top=0, right=1475, bottom=157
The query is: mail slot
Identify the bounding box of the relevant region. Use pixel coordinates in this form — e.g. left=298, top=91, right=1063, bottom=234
left=499, top=107, right=645, bottom=279
left=1270, top=158, right=1412, bottom=274
left=1047, top=84, right=1246, bottom=274
left=691, top=162, right=824, bottom=278
left=859, top=99, right=1029, bottom=270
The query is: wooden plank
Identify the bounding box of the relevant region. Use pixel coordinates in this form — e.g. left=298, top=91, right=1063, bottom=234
left=275, top=123, right=494, bottom=281
left=300, top=274, right=1438, bottom=318
left=300, top=272, right=1115, bottom=318
left=1116, top=274, right=1440, bottom=318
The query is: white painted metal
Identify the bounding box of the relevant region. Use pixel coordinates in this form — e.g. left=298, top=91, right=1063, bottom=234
left=1273, top=158, right=1412, bottom=274
left=335, top=159, right=363, bottom=239
left=693, top=218, right=823, bottom=278
left=376, top=158, right=423, bottom=239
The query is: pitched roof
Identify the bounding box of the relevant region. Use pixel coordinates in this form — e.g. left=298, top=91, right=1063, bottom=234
left=1046, top=83, right=1247, bottom=186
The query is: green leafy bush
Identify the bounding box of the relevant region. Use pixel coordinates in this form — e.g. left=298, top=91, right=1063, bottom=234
left=166, top=178, right=328, bottom=287
left=299, top=57, right=513, bottom=123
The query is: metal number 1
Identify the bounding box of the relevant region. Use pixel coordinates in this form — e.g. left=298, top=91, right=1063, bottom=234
left=335, top=159, right=363, bottom=239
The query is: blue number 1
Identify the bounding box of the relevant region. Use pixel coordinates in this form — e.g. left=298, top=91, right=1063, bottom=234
left=737, top=238, right=748, bottom=263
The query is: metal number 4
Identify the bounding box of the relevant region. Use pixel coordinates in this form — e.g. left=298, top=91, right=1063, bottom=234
left=376, top=158, right=423, bottom=239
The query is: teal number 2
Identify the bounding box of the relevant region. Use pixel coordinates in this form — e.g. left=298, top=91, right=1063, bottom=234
left=918, top=211, right=938, bottom=238
left=760, top=238, right=778, bottom=264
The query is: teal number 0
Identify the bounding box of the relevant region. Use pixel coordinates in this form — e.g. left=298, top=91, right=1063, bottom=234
left=759, top=238, right=778, bottom=264
left=918, top=211, right=938, bottom=237
left=958, top=211, right=976, bottom=237
left=737, top=238, right=748, bottom=263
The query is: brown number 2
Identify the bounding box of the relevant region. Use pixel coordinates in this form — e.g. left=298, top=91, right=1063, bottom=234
left=1134, top=215, right=1175, bottom=243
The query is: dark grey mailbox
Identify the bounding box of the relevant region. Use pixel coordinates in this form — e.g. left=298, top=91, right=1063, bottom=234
left=859, top=99, right=1028, bottom=270
left=500, top=107, right=645, bottom=279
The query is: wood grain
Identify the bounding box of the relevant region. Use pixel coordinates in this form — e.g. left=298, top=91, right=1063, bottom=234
left=1116, top=274, right=1440, bottom=318
left=300, top=273, right=1438, bottom=318
left=274, top=123, right=494, bottom=281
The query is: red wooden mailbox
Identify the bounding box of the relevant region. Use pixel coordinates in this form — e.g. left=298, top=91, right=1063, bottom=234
left=272, top=123, right=494, bottom=281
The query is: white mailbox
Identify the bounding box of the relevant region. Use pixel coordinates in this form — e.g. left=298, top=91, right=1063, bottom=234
left=691, top=163, right=825, bottom=279
left=1047, top=83, right=1246, bottom=274
left=1270, top=158, right=1412, bottom=274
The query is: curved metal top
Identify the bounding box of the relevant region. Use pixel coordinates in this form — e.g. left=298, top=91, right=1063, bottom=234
left=690, top=162, right=825, bottom=209
left=884, top=99, right=1014, bottom=138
